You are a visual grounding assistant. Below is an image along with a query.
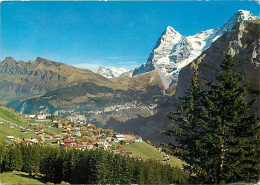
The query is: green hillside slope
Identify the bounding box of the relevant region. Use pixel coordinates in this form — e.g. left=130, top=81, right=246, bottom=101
left=0, top=106, right=34, bottom=139
left=117, top=142, right=183, bottom=167
left=0, top=106, right=59, bottom=143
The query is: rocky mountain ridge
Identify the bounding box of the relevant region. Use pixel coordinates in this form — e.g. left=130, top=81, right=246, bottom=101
left=0, top=57, right=126, bottom=104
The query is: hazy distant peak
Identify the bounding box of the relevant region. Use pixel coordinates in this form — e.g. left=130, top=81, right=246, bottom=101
left=92, top=66, right=129, bottom=78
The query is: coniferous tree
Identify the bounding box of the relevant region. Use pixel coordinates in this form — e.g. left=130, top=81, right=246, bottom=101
left=41, top=147, right=61, bottom=183
left=4, top=144, right=23, bottom=171
left=112, top=154, right=123, bottom=183
left=21, top=144, right=30, bottom=173
left=165, top=54, right=259, bottom=184
left=144, top=161, right=154, bottom=184
left=163, top=68, right=204, bottom=181
left=133, top=161, right=145, bottom=184
left=199, top=54, right=260, bottom=183
left=21, top=144, right=41, bottom=175
left=121, top=157, right=134, bottom=184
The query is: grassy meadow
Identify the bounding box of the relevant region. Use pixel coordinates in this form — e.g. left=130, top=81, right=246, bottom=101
left=117, top=142, right=184, bottom=167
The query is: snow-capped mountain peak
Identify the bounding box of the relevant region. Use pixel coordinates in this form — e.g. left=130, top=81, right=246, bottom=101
left=132, top=26, right=182, bottom=80
left=165, top=26, right=180, bottom=35
left=216, top=10, right=258, bottom=36
left=154, top=26, right=182, bottom=52
left=236, top=10, right=256, bottom=21
left=132, top=10, right=258, bottom=89
left=92, top=66, right=129, bottom=78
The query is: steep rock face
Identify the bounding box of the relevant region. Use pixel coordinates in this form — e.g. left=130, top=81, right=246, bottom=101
left=133, top=10, right=258, bottom=89
left=92, top=66, right=129, bottom=78
left=174, top=20, right=260, bottom=113
left=0, top=57, right=125, bottom=103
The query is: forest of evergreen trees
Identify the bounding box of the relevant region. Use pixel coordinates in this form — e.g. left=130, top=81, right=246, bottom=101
left=0, top=143, right=189, bottom=184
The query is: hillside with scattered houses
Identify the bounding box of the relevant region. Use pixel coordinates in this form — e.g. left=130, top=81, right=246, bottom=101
left=0, top=103, right=187, bottom=184
left=0, top=104, right=181, bottom=166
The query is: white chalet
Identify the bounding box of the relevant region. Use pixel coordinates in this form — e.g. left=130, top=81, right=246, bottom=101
left=115, top=134, right=124, bottom=141
left=37, top=113, right=51, bottom=120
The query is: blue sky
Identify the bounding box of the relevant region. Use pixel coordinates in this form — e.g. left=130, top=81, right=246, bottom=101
left=0, top=1, right=259, bottom=70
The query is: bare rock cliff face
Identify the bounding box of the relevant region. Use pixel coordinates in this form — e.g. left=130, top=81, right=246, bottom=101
left=174, top=21, right=260, bottom=113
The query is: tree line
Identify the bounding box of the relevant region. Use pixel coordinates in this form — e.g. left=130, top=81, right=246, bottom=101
left=164, top=55, right=259, bottom=184
left=0, top=143, right=188, bottom=184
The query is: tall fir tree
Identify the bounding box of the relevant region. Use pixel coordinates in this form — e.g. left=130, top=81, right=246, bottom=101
left=4, top=144, right=23, bottom=171
left=165, top=54, right=259, bottom=184
left=199, top=54, right=260, bottom=183
left=163, top=67, right=204, bottom=182
left=133, top=161, right=145, bottom=184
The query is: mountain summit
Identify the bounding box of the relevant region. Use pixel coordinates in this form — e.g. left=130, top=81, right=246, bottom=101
left=132, top=26, right=182, bottom=84
left=132, top=10, right=258, bottom=88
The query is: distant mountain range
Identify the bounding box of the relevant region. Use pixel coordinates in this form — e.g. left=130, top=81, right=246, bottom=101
left=0, top=10, right=259, bottom=143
